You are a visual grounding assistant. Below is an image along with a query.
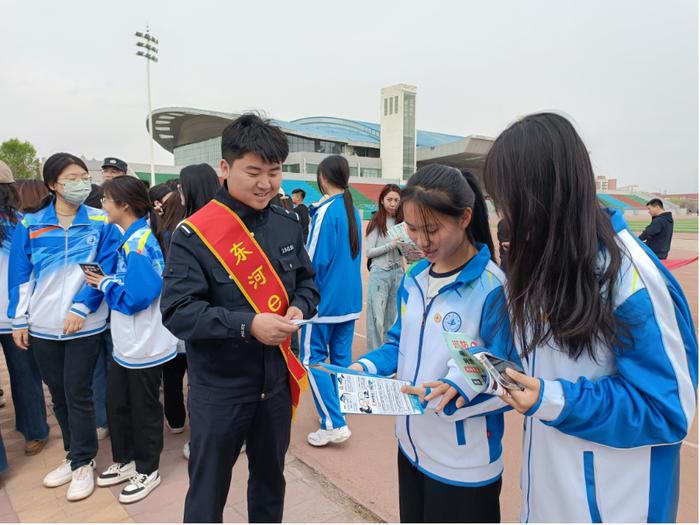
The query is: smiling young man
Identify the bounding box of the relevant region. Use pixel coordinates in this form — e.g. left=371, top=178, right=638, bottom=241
left=160, top=114, right=319, bottom=523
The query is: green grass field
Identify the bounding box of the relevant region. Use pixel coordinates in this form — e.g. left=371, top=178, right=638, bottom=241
left=626, top=218, right=698, bottom=234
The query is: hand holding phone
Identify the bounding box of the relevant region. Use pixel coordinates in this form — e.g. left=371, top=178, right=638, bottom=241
left=79, top=263, right=106, bottom=288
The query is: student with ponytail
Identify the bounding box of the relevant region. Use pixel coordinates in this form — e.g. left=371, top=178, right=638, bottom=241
left=349, top=164, right=511, bottom=523
left=302, top=155, right=363, bottom=447
left=83, top=175, right=177, bottom=504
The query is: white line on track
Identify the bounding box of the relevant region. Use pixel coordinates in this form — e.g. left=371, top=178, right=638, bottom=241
left=354, top=332, right=367, bottom=339
left=682, top=440, right=698, bottom=449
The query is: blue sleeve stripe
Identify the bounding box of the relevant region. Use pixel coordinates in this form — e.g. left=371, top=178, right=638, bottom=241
left=69, top=307, right=88, bottom=319
left=305, top=200, right=332, bottom=260
left=524, top=378, right=545, bottom=416
left=619, top=229, right=696, bottom=431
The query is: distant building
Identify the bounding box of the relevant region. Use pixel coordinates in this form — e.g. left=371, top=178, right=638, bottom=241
left=596, top=175, right=617, bottom=191
left=147, top=85, right=494, bottom=182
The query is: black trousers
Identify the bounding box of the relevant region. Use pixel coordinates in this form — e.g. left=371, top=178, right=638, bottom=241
left=107, top=360, right=164, bottom=474
left=184, top=386, right=292, bottom=523
left=31, top=333, right=103, bottom=470
left=398, top=450, right=502, bottom=523
left=162, top=353, right=188, bottom=428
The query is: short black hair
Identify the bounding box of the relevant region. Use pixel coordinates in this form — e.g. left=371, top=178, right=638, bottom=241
left=221, top=113, right=289, bottom=165
left=292, top=188, right=306, bottom=199
left=646, top=198, right=664, bottom=209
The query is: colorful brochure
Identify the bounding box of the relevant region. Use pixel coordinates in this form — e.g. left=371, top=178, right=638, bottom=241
left=442, top=332, right=525, bottom=393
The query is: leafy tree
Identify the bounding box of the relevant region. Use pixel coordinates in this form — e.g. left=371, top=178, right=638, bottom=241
left=0, top=138, right=41, bottom=180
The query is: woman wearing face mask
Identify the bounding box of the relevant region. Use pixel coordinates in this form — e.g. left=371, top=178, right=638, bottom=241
left=364, top=184, right=403, bottom=350
left=8, top=153, right=121, bottom=502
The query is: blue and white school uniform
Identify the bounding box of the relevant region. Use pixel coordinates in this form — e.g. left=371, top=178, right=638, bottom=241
left=97, top=217, right=177, bottom=367
left=359, top=244, right=513, bottom=486
left=302, top=194, right=363, bottom=430
left=457, top=209, right=697, bottom=522
left=0, top=209, right=50, bottom=443
left=8, top=202, right=121, bottom=339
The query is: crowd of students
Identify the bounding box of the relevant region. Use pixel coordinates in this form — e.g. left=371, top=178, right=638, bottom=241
left=0, top=110, right=695, bottom=523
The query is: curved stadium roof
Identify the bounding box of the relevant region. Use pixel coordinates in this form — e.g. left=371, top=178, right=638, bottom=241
left=148, top=107, right=465, bottom=153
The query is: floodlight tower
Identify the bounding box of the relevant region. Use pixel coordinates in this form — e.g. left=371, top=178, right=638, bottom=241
left=135, top=27, right=159, bottom=187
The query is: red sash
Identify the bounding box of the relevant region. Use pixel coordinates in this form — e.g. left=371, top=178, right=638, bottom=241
left=184, top=199, right=308, bottom=416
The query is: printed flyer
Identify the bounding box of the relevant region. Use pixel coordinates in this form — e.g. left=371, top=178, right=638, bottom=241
left=311, top=363, right=424, bottom=416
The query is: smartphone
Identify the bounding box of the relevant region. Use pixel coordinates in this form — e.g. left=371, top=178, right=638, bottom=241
left=477, top=353, right=525, bottom=391
left=79, top=262, right=105, bottom=276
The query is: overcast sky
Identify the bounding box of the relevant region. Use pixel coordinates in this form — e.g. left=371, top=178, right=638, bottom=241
left=1, top=0, right=697, bottom=192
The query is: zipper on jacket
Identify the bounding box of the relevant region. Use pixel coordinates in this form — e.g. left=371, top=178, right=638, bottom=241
left=403, top=270, right=480, bottom=467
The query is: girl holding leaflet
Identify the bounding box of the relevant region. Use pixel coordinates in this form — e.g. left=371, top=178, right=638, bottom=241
left=350, top=164, right=513, bottom=523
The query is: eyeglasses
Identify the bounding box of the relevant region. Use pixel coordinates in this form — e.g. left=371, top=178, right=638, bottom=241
left=56, top=174, right=91, bottom=184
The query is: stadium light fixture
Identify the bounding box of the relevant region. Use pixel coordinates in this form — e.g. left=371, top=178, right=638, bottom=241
left=135, top=26, right=159, bottom=187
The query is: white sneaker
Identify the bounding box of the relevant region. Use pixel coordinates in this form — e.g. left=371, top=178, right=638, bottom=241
left=96, top=427, right=110, bottom=440
left=166, top=421, right=185, bottom=434
left=97, top=461, right=136, bottom=487
left=119, top=471, right=161, bottom=504
left=307, top=426, right=352, bottom=447
left=43, top=459, right=73, bottom=488
left=182, top=441, right=190, bottom=460
left=66, top=461, right=95, bottom=501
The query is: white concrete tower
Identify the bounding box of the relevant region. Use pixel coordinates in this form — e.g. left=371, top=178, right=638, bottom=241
left=380, top=84, right=417, bottom=180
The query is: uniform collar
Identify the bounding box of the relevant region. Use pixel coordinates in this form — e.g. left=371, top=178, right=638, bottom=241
left=216, top=184, right=270, bottom=223
left=120, top=216, right=149, bottom=245
left=409, top=243, right=492, bottom=288
left=37, top=198, right=91, bottom=226
left=606, top=207, right=629, bottom=234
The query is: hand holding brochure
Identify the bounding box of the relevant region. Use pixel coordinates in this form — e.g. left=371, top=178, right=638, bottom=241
left=311, top=363, right=424, bottom=416
left=387, top=222, right=423, bottom=262
left=442, top=332, right=525, bottom=393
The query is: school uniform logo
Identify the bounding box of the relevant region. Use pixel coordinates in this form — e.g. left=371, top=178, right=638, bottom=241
left=442, top=312, right=462, bottom=332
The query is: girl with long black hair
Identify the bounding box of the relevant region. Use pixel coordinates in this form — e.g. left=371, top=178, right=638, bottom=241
left=365, top=183, right=403, bottom=350
left=350, top=164, right=510, bottom=522
left=302, top=155, right=363, bottom=447
left=479, top=112, right=696, bottom=522
left=84, top=176, right=177, bottom=504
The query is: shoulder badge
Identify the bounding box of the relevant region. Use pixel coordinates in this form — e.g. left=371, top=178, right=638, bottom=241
left=271, top=205, right=299, bottom=222
left=177, top=223, right=194, bottom=237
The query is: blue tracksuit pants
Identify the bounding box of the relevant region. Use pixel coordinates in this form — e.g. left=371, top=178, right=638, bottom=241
left=301, top=320, right=355, bottom=430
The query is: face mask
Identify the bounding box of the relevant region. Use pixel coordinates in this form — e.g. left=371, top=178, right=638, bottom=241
left=61, top=180, right=92, bottom=206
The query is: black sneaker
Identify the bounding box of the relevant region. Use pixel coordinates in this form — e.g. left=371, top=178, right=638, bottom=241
left=119, top=471, right=161, bottom=504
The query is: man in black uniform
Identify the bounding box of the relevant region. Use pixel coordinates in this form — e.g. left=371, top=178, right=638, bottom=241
left=291, top=188, right=310, bottom=243
left=160, top=114, right=320, bottom=523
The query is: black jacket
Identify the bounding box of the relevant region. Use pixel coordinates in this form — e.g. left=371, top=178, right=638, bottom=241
left=639, top=211, right=674, bottom=259
left=293, top=203, right=310, bottom=243
left=160, top=187, right=320, bottom=402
